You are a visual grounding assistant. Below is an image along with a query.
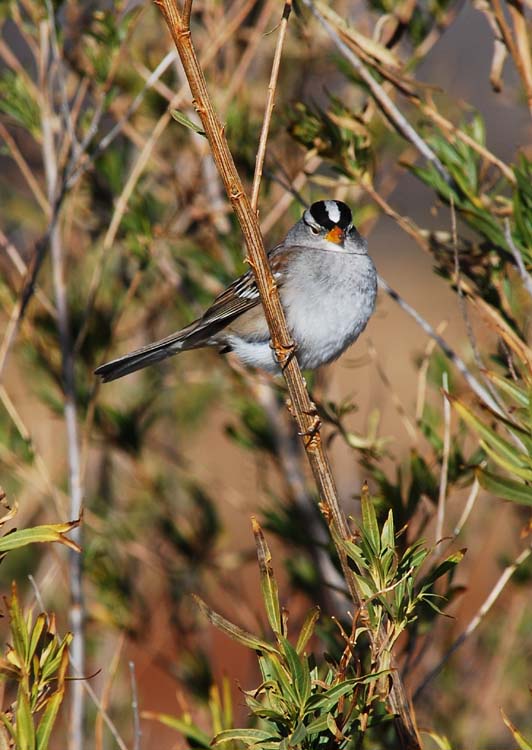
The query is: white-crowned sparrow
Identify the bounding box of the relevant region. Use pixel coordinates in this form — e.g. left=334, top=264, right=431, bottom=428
left=95, top=200, right=377, bottom=382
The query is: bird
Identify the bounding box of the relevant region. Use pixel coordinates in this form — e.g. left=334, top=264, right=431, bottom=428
left=95, top=200, right=377, bottom=382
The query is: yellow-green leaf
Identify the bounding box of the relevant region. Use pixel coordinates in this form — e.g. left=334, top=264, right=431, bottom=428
left=251, top=517, right=282, bottom=637
left=193, top=595, right=278, bottom=655
left=478, top=470, right=532, bottom=506
left=0, top=519, right=80, bottom=554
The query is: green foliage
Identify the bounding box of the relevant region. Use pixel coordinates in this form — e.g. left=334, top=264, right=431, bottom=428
left=153, top=521, right=393, bottom=748
left=343, top=485, right=462, bottom=650
left=0, top=493, right=80, bottom=561
left=0, top=72, right=40, bottom=137
left=0, top=585, right=71, bottom=750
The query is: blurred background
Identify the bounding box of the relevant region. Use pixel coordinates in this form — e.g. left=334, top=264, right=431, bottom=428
left=0, top=0, right=531, bottom=747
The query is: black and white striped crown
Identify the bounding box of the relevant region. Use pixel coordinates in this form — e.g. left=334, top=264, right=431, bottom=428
left=309, top=200, right=352, bottom=230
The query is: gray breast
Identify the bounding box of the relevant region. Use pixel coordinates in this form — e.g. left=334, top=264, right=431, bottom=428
left=280, top=250, right=377, bottom=369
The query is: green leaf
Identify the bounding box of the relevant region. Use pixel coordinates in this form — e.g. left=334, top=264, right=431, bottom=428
left=8, top=585, right=29, bottom=666
left=480, top=442, right=532, bottom=481
left=170, top=109, right=206, bottom=136
left=27, top=615, right=46, bottom=666
left=305, top=713, right=329, bottom=735
left=341, top=540, right=367, bottom=570
left=478, top=470, right=532, bottom=506
left=142, top=713, right=211, bottom=748
left=452, top=397, right=532, bottom=472
left=193, top=596, right=279, bottom=655
left=381, top=509, right=395, bottom=550
left=484, top=371, right=529, bottom=408
left=15, top=688, right=35, bottom=750
left=423, top=550, right=465, bottom=588
left=295, top=607, right=320, bottom=655
left=251, top=518, right=282, bottom=636
left=0, top=520, right=81, bottom=554
left=501, top=708, right=532, bottom=750
left=280, top=638, right=310, bottom=705
left=36, top=689, right=64, bottom=750
left=361, top=483, right=380, bottom=555
left=213, top=728, right=280, bottom=746
left=288, top=722, right=307, bottom=745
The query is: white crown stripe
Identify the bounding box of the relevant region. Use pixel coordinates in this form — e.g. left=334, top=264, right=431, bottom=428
left=324, top=200, right=341, bottom=223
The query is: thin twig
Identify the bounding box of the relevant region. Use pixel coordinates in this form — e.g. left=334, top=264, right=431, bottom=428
left=379, top=277, right=504, bottom=416
left=250, top=0, right=292, bottom=211
left=490, top=0, right=532, bottom=117
left=0, top=121, right=50, bottom=213
left=80, top=677, right=129, bottom=750
left=156, top=2, right=421, bottom=747
left=129, top=661, right=142, bottom=750
left=452, top=476, right=481, bottom=538
left=299, top=0, right=450, bottom=184
left=414, top=544, right=532, bottom=699
left=436, top=372, right=451, bottom=545
left=504, top=218, right=532, bottom=300
left=40, top=17, right=85, bottom=750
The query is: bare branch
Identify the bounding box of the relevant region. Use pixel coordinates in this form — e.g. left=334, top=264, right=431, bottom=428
left=379, top=276, right=504, bottom=416
left=452, top=475, right=481, bottom=538
left=129, top=661, right=142, bottom=750
left=39, top=16, right=85, bottom=749
left=251, top=0, right=293, bottom=211
left=490, top=0, right=532, bottom=117
left=435, top=372, right=451, bottom=546
left=156, top=3, right=422, bottom=746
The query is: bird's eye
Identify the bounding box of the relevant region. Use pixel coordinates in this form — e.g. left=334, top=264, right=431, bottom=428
left=310, top=226, right=320, bottom=235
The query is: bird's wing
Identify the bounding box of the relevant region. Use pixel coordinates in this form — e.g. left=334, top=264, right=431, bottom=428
left=188, top=244, right=295, bottom=337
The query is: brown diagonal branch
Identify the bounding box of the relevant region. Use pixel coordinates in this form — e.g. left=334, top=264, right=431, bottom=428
left=155, top=1, right=421, bottom=748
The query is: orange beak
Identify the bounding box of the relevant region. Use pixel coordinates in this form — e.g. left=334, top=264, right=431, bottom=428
left=325, top=226, right=344, bottom=245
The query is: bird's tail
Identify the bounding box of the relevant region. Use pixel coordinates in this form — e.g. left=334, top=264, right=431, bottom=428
left=94, top=325, right=202, bottom=382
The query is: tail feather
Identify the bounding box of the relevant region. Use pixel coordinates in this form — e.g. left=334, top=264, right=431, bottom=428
left=95, top=331, right=193, bottom=382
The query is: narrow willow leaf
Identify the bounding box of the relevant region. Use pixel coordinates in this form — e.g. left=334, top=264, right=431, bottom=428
left=213, top=728, right=280, bottom=746
left=142, top=713, right=211, bottom=748
left=289, top=722, right=307, bottom=746
left=28, top=614, right=46, bottom=666
left=451, top=397, right=531, bottom=470
left=381, top=509, right=395, bottom=550
left=360, top=482, right=380, bottom=555
left=193, top=595, right=278, bottom=654
left=484, top=371, right=529, bottom=408
left=478, top=470, right=532, bottom=506
left=480, top=442, right=532, bottom=481
left=341, top=539, right=367, bottom=570
left=15, top=689, right=35, bottom=750
left=423, top=550, right=465, bottom=587
left=501, top=708, right=532, bottom=750
left=305, top=713, right=329, bottom=734
left=295, top=606, right=320, bottom=655
left=170, top=109, right=206, bottom=136
left=8, top=585, right=29, bottom=665
left=36, top=689, right=64, bottom=750
left=326, top=713, right=344, bottom=741
left=305, top=672, right=388, bottom=712
left=251, top=517, right=282, bottom=636
left=281, top=637, right=310, bottom=704
left=0, top=519, right=81, bottom=554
